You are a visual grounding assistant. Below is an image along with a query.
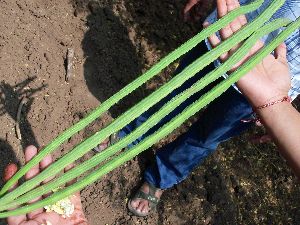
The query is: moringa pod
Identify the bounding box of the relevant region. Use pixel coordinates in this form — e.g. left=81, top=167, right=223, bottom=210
left=0, top=0, right=265, bottom=197
left=0, top=18, right=290, bottom=212
left=0, top=15, right=299, bottom=218
left=0, top=0, right=280, bottom=203
left=0, top=0, right=286, bottom=208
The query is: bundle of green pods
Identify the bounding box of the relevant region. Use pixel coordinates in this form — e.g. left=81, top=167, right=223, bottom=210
left=0, top=0, right=299, bottom=217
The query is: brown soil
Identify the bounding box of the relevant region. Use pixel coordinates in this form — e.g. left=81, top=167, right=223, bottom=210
left=1, top=0, right=300, bottom=224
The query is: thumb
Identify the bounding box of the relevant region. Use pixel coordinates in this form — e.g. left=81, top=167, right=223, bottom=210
left=183, top=0, right=200, bottom=21
left=3, top=163, right=18, bottom=187
left=3, top=164, right=28, bottom=225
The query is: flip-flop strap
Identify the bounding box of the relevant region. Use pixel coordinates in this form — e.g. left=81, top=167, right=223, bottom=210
left=148, top=183, right=160, bottom=201
left=135, top=190, right=159, bottom=209
left=134, top=183, right=160, bottom=210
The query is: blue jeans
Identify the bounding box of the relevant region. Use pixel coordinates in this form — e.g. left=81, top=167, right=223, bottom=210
left=119, top=42, right=254, bottom=189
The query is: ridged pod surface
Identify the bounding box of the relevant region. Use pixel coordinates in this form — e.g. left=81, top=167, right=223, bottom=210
left=0, top=16, right=299, bottom=218
left=0, top=0, right=265, bottom=196
left=0, top=18, right=290, bottom=212
left=2, top=0, right=299, bottom=218
left=0, top=0, right=279, bottom=204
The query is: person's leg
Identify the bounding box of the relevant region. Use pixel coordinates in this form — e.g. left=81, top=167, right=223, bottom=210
left=144, top=86, right=254, bottom=189
left=118, top=41, right=216, bottom=146
left=129, top=83, right=254, bottom=215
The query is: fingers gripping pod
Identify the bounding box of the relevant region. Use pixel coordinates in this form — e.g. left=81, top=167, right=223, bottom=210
left=1, top=0, right=277, bottom=202
left=0, top=0, right=265, bottom=196
left=1, top=0, right=297, bottom=218
left=0, top=18, right=290, bottom=212
left=1, top=16, right=299, bottom=217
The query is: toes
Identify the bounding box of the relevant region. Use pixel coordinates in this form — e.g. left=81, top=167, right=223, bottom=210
left=137, top=201, right=147, bottom=213
left=130, top=198, right=150, bottom=215
left=141, top=204, right=149, bottom=214
left=130, top=199, right=140, bottom=208
left=129, top=182, right=161, bottom=216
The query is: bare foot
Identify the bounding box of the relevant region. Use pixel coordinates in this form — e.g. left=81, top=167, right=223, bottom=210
left=129, top=182, right=163, bottom=216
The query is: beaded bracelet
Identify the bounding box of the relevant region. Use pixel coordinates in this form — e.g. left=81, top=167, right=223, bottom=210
left=241, top=96, right=292, bottom=124
left=255, top=96, right=292, bottom=110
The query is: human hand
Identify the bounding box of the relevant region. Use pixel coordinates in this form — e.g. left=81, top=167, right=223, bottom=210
left=183, top=0, right=201, bottom=22
left=3, top=145, right=88, bottom=225
left=183, top=0, right=214, bottom=22
left=206, top=0, right=291, bottom=108
left=236, top=44, right=290, bottom=108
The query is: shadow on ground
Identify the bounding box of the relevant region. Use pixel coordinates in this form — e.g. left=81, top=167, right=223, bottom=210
left=74, top=0, right=145, bottom=118
left=0, top=77, right=46, bottom=224
left=0, top=77, right=46, bottom=148
left=123, top=0, right=214, bottom=54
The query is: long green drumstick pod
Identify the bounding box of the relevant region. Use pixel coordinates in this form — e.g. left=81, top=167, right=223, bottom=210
left=0, top=18, right=289, bottom=210
left=0, top=1, right=277, bottom=203
left=0, top=0, right=286, bottom=204
left=1, top=16, right=299, bottom=218
left=0, top=0, right=265, bottom=196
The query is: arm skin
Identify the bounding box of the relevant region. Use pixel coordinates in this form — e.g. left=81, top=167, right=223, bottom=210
left=205, top=0, right=300, bottom=179
left=257, top=102, right=300, bottom=178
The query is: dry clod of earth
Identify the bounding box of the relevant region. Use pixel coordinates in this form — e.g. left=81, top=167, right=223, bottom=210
left=66, top=48, right=75, bottom=82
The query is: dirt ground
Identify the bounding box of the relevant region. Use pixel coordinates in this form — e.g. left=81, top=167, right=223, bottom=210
left=1, top=0, right=300, bottom=224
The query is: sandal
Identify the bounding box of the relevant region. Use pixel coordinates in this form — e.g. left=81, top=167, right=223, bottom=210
left=93, top=132, right=120, bottom=152
left=127, top=183, right=160, bottom=217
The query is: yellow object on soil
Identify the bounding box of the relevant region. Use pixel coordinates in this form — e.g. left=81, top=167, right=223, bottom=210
left=44, top=196, right=74, bottom=218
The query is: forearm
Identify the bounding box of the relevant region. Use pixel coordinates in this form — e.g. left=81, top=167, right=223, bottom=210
left=257, top=102, right=300, bottom=178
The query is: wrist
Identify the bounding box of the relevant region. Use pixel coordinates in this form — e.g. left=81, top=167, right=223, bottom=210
left=254, top=96, right=291, bottom=110
left=243, top=95, right=291, bottom=125
left=255, top=100, right=293, bottom=124
left=247, top=91, right=289, bottom=109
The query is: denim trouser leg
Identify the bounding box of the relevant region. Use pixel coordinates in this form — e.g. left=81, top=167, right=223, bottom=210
left=144, top=86, right=254, bottom=189
left=118, top=41, right=254, bottom=189
left=118, top=42, right=217, bottom=146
